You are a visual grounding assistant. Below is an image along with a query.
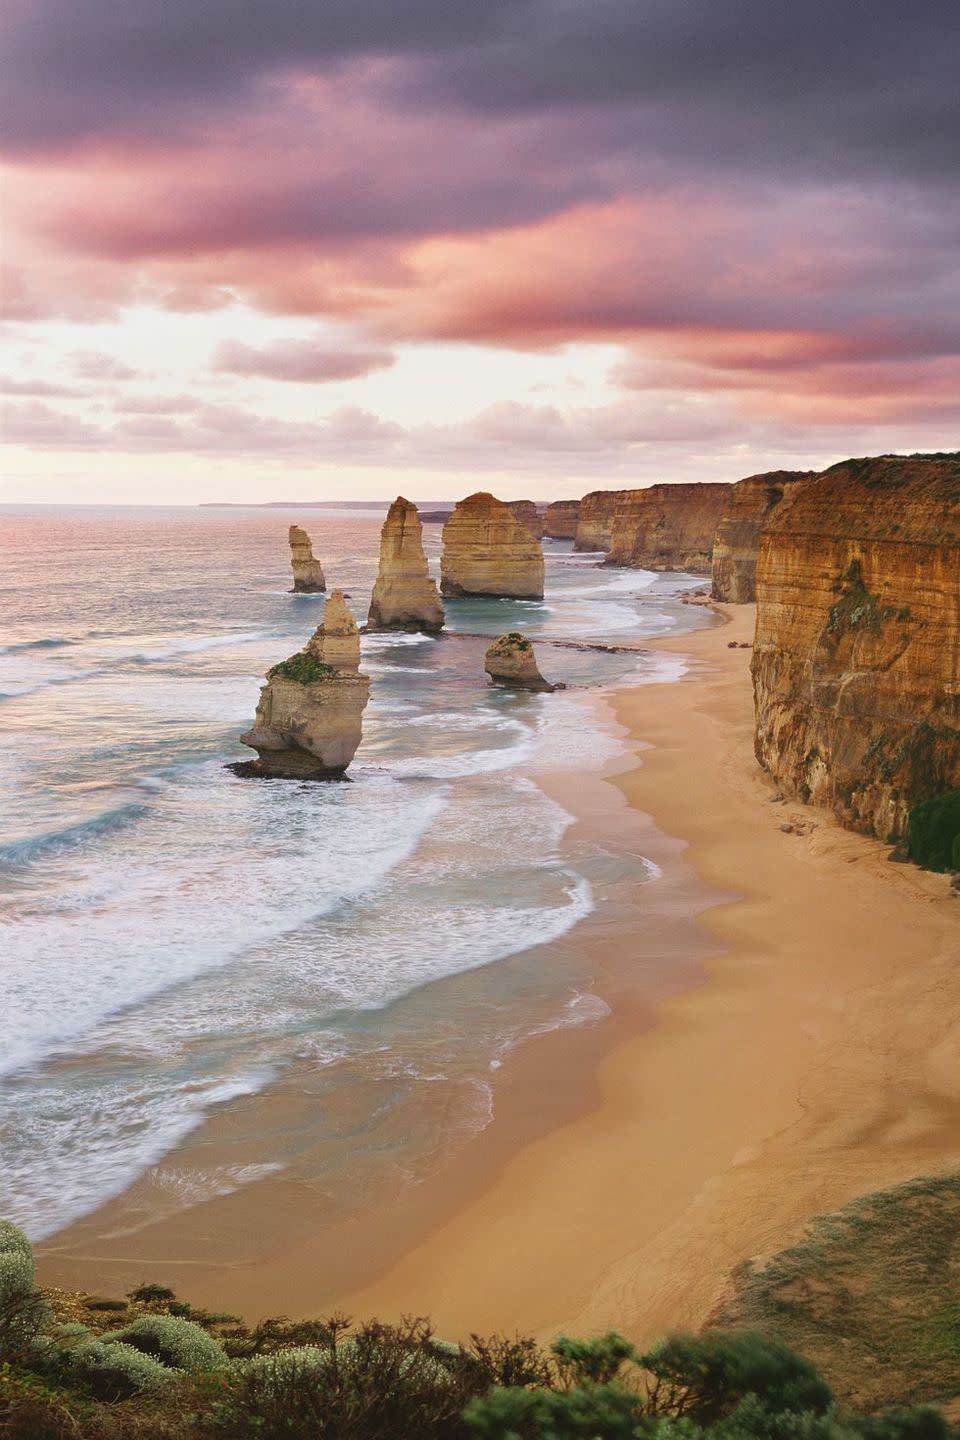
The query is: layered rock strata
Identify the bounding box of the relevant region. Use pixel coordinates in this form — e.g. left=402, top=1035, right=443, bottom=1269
left=506, top=500, right=543, bottom=539
left=440, top=492, right=545, bottom=599
left=288, top=525, right=326, bottom=592
left=605, top=482, right=733, bottom=571
left=366, top=497, right=444, bottom=633
left=239, top=591, right=369, bottom=778
left=574, top=490, right=635, bottom=552
left=543, top=500, right=580, bottom=540
left=752, top=453, right=960, bottom=841
left=711, top=471, right=814, bottom=602
left=484, top=632, right=555, bottom=691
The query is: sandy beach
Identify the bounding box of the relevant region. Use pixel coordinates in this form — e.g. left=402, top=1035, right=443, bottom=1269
left=36, top=604, right=959, bottom=1342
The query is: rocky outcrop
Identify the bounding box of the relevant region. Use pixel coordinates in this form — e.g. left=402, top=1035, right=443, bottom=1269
left=288, top=525, right=326, bottom=593
left=440, top=492, right=545, bottom=599
left=574, top=490, right=636, bottom=552
left=366, top=497, right=444, bottom=633
left=543, top=500, right=580, bottom=540
left=238, top=591, right=369, bottom=778
left=484, top=632, right=555, bottom=691
left=605, top=483, right=733, bottom=571
left=711, top=471, right=814, bottom=602
left=507, top=500, right=543, bottom=539
left=752, top=453, right=960, bottom=841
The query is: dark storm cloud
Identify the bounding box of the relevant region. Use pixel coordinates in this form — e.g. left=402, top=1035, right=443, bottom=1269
left=2, top=0, right=957, bottom=184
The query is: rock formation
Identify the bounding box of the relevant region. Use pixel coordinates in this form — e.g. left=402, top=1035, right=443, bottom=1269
left=440, top=492, right=545, bottom=599
left=752, top=453, right=960, bottom=842
left=506, top=500, right=543, bottom=539
left=288, top=525, right=326, bottom=593
left=238, top=591, right=370, bottom=778
left=711, top=471, right=815, bottom=602
left=543, top=499, right=580, bottom=540
left=366, top=497, right=444, bottom=633
left=605, top=483, right=733, bottom=571
left=484, top=632, right=555, bottom=691
left=574, top=490, right=635, bottom=552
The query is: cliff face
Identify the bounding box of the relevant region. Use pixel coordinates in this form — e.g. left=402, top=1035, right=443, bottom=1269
left=440, top=492, right=545, bottom=599
left=507, top=500, right=543, bottom=539
left=484, top=632, right=554, bottom=691
left=366, top=497, right=444, bottom=633
left=574, top=490, right=635, bottom=552
left=240, top=591, right=369, bottom=777
left=752, top=454, right=960, bottom=841
left=606, top=482, right=733, bottom=571
left=543, top=500, right=580, bottom=539
left=288, top=525, right=326, bottom=593
left=711, top=471, right=814, bottom=602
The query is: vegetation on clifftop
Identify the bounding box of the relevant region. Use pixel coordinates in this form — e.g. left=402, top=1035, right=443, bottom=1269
left=267, top=651, right=337, bottom=684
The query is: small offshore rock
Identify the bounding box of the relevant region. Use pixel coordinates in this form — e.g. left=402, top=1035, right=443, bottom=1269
left=484, top=632, right=555, bottom=692
left=288, top=525, right=326, bottom=593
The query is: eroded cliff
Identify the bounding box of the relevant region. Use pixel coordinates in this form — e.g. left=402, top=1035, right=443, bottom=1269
left=507, top=500, right=543, bottom=539
left=606, top=482, right=732, bottom=571
left=367, top=497, right=444, bottom=633
left=288, top=525, right=326, bottom=593
left=711, top=471, right=814, bottom=602
left=752, top=453, right=960, bottom=841
left=440, top=492, right=545, bottom=599
left=543, top=500, right=580, bottom=539
left=574, top=490, right=635, bottom=552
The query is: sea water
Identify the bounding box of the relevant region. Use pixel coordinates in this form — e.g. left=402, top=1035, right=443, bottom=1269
left=0, top=506, right=711, bottom=1241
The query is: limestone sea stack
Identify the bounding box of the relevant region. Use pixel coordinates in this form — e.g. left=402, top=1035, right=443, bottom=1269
left=288, top=525, right=326, bottom=593
left=574, top=490, right=635, bottom=552
left=711, top=471, right=815, bottom=602
left=543, top=499, right=580, bottom=539
left=605, top=482, right=733, bottom=571
left=239, top=591, right=370, bottom=778
left=366, top=497, right=444, bottom=633
left=507, top=499, right=543, bottom=539
left=752, top=453, right=960, bottom=842
left=440, top=492, right=545, bottom=599
left=484, top=632, right=555, bottom=691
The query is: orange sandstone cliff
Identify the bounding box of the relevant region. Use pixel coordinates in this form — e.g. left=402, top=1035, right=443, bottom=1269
left=574, top=490, right=636, bottom=552
left=711, top=471, right=815, bottom=602
left=507, top=499, right=543, bottom=540
left=440, top=492, right=545, bottom=599
left=543, top=500, right=580, bottom=539
left=752, top=453, right=960, bottom=841
left=605, top=482, right=732, bottom=571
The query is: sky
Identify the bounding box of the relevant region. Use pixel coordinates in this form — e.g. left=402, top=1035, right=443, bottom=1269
left=1, top=0, right=958, bottom=504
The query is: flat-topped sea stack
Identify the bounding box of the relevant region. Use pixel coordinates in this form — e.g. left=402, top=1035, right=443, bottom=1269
left=288, top=525, right=326, bottom=593
left=366, top=497, right=444, bottom=633
left=543, top=499, right=580, bottom=539
left=711, top=471, right=815, bottom=602
left=440, top=492, right=545, bottom=599
left=574, top=490, right=636, bottom=552
left=605, top=482, right=733, bottom=571
left=484, top=632, right=555, bottom=691
left=238, top=591, right=370, bottom=778
left=506, top=499, right=543, bottom=539
left=752, top=453, right=960, bottom=842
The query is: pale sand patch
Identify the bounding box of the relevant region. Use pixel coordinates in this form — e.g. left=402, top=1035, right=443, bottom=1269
left=320, top=603, right=960, bottom=1342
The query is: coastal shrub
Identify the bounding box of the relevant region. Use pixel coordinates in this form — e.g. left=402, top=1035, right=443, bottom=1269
left=268, top=651, right=336, bottom=684
left=69, top=1338, right=174, bottom=1399
left=639, top=1331, right=833, bottom=1422
left=0, top=1220, right=49, bottom=1365
left=108, top=1314, right=228, bottom=1372
left=907, top=790, right=960, bottom=872
left=494, top=632, right=531, bottom=652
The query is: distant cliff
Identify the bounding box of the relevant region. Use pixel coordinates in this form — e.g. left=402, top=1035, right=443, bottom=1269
left=711, top=471, right=814, bottom=602
left=543, top=499, right=580, bottom=539
left=752, top=453, right=960, bottom=841
left=605, top=483, right=732, bottom=572
left=574, top=490, right=636, bottom=552
left=506, top=500, right=543, bottom=539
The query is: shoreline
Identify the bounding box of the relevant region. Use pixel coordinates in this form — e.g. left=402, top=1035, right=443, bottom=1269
left=36, top=604, right=959, bottom=1343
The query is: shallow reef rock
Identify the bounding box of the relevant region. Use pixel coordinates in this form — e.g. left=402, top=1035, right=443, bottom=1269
left=543, top=499, right=580, bottom=540
left=574, top=490, right=636, bottom=552
left=484, top=632, right=555, bottom=691
left=605, top=482, right=733, bottom=571
left=440, top=492, right=545, bottom=599
left=752, top=453, right=960, bottom=842
left=711, top=471, right=814, bottom=602
left=288, top=525, right=326, bottom=593
left=238, top=591, right=370, bottom=778
left=506, top=499, right=543, bottom=540
left=366, top=497, right=444, bottom=633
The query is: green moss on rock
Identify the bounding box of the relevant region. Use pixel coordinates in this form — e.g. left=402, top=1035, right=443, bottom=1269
left=267, top=651, right=337, bottom=684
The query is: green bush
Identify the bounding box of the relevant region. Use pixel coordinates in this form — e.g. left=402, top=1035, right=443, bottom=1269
left=268, top=651, right=336, bottom=684
left=0, top=1220, right=49, bottom=1364
left=108, top=1314, right=228, bottom=1372
left=69, top=1338, right=174, bottom=1399
left=907, top=790, right=960, bottom=872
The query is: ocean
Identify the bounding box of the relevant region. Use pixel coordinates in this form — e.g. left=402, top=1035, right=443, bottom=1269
left=0, top=506, right=712, bottom=1245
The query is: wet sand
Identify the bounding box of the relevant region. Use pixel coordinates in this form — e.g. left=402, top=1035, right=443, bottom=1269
left=37, top=605, right=959, bottom=1342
